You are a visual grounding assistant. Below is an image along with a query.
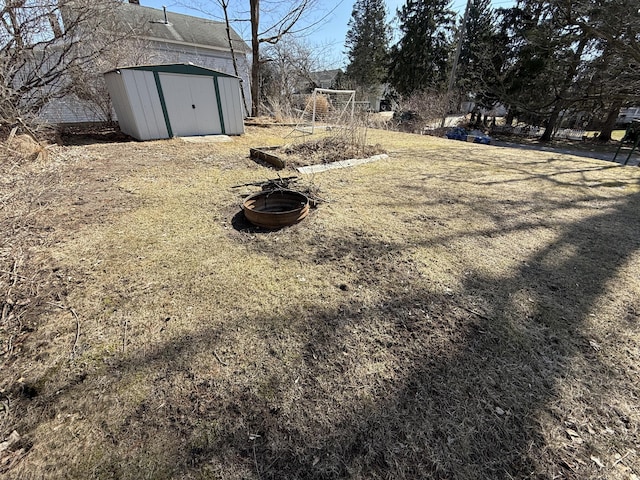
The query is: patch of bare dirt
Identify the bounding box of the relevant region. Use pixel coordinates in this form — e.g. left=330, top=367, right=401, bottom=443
left=57, top=124, right=134, bottom=146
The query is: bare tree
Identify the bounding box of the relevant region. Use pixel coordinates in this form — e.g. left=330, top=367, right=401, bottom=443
left=177, top=0, right=328, bottom=118
left=260, top=37, right=318, bottom=118
left=249, top=0, right=315, bottom=117
left=0, top=0, right=131, bottom=128
left=395, top=90, right=449, bottom=133
left=216, top=0, right=249, bottom=116
left=68, top=35, right=155, bottom=122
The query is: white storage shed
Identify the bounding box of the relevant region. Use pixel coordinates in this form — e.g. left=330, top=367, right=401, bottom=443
left=104, top=64, right=245, bottom=140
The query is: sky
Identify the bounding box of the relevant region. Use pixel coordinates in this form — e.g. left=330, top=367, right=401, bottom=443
left=139, top=0, right=514, bottom=69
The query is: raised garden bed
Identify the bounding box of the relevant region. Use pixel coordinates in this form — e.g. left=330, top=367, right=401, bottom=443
left=250, top=136, right=387, bottom=170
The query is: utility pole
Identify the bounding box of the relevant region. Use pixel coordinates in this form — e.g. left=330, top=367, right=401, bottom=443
left=441, top=0, right=471, bottom=128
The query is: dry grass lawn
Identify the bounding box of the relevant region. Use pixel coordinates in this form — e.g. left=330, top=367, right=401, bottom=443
left=1, top=126, right=640, bottom=479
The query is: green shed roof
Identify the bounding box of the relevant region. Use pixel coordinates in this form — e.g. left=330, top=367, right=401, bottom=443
left=104, top=63, right=240, bottom=79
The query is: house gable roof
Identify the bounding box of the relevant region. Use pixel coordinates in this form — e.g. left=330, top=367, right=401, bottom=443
left=119, top=3, right=250, bottom=53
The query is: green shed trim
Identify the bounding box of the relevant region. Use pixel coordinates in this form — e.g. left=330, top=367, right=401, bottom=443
left=153, top=71, right=174, bottom=138
left=213, top=77, right=226, bottom=135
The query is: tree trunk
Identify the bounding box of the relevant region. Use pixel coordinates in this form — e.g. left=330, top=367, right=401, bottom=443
left=221, top=0, right=249, bottom=116
left=541, top=38, right=588, bottom=142
left=505, top=109, right=514, bottom=127
left=541, top=105, right=561, bottom=141
left=250, top=0, right=260, bottom=117
left=598, top=99, right=622, bottom=142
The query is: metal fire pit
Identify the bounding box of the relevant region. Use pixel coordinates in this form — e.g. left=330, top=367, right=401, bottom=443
left=242, top=189, right=309, bottom=229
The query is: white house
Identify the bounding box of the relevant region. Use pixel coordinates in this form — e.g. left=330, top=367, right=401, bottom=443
left=39, top=1, right=251, bottom=124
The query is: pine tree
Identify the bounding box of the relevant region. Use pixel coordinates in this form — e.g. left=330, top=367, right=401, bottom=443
left=498, top=0, right=592, bottom=139
left=455, top=0, right=497, bottom=108
left=453, top=0, right=639, bottom=138
left=344, top=0, right=390, bottom=92
left=389, top=0, right=455, bottom=96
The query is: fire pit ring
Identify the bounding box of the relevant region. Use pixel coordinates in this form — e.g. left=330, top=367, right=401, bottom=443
left=242, top=189, right=309, bottom=229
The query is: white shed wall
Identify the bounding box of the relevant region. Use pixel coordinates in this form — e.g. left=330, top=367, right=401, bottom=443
left=105, top=66, right=245, bottom=140
left=123, top=70, right=168, bottom=140
left=217, top=76, right=244, bottom=135
left=104, top=72, right=137, bottom=137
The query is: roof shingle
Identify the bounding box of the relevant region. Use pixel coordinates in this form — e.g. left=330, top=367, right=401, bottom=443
left=119, top=3, right=250, bottom=53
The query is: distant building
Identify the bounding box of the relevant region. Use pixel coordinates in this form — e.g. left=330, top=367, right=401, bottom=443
left=294, top=69, right=344, bottom=94
left=308, top=69, right=344, bottom=90
left=617, top=106, right=640, bottom=126
left=460, top=102, right=507, bottom=117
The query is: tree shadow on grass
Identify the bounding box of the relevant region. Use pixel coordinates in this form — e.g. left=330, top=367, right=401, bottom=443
left=412, top=156, right=629, bottom=190
left=224, top=189, right=640, bottom=479
left=10, top=186, right=640, bottom=479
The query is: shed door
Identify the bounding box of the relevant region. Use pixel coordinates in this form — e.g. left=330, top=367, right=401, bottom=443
left=159, top=73, right=222, bottom=136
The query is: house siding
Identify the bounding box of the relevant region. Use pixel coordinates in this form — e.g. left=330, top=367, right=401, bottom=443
left=38, top=95, right=106, bottom=124
left=618, top=107, right=640, bottom=125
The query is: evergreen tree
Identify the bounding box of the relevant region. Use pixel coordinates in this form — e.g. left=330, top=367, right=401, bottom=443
left=455, top=0, right=498, bottom=109
left=491, top=3, right=553, bottom=125
left=389, top=0, right=455, bottom=96
left=344, top=0, right=390, bottom=91
left=446, top=0, right=638, bottom=138
left=579, top=42, right=640, bottom=141
left=560, top=0, right=640, bottom=140
left=569, top=0, right=640, bottom=64
left=493, top=1, right=593, bottom=138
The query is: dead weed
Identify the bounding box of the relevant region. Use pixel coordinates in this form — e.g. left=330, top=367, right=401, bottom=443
left=282, top=136, right=386, bottom=167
